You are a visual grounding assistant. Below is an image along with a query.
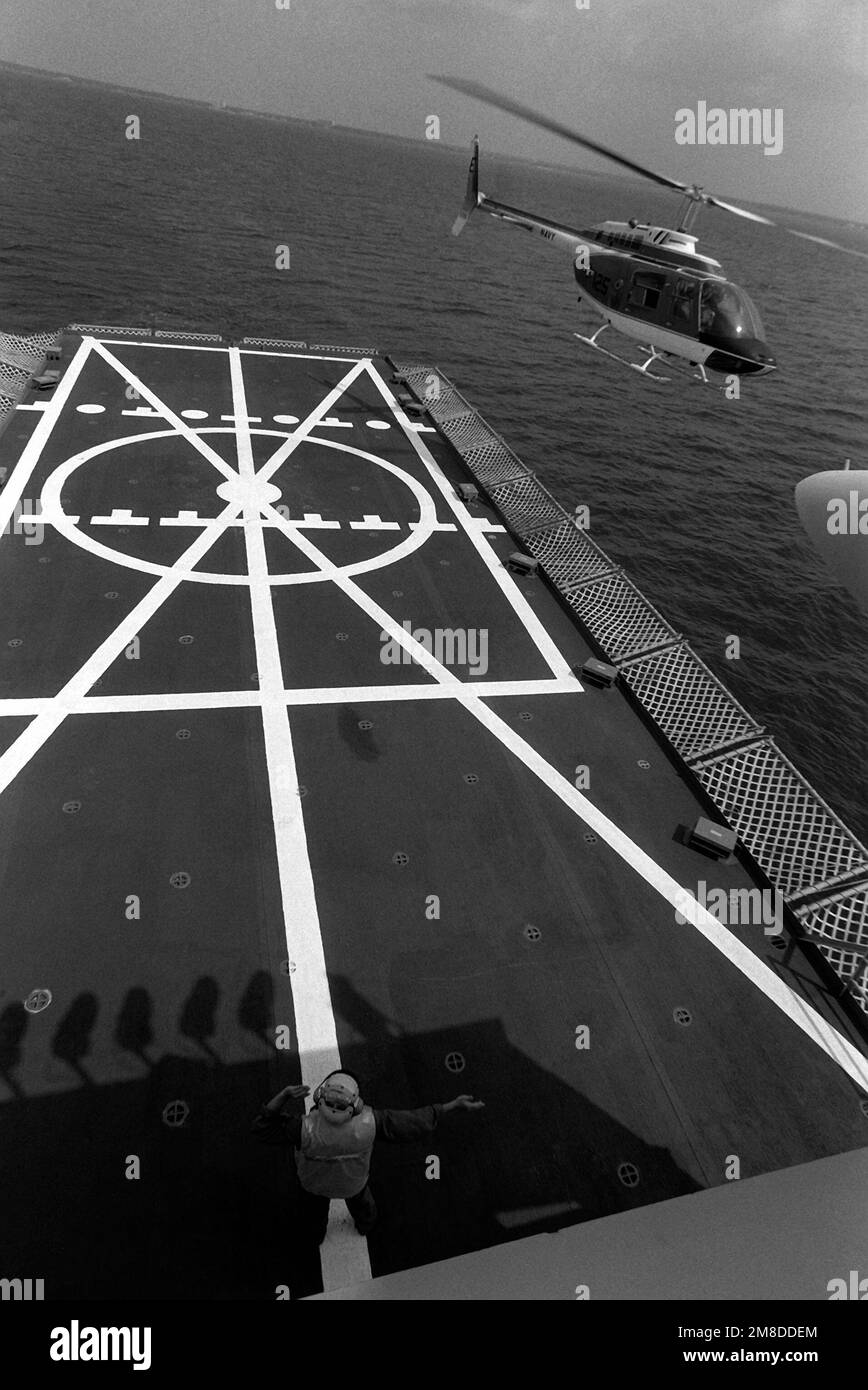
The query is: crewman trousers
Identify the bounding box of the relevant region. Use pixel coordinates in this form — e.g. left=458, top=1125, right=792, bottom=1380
left=297, top=1182, right=378, bottom=1244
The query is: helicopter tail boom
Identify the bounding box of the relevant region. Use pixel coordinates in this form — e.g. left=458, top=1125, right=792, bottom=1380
left=451, top=137, right=589, bottom=255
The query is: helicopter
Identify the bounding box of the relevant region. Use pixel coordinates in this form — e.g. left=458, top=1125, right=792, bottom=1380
left=430, top=76, right=868, bottom=386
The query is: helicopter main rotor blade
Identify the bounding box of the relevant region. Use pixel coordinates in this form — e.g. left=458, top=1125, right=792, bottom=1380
left=428, top=75, right=690, bottom=195
left=432, top=75, right=868, bottom=261
left=706, top=193, right=868, bottom=259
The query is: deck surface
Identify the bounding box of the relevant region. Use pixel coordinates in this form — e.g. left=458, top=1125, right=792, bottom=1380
left=1, top=333, right=866, bottom=1299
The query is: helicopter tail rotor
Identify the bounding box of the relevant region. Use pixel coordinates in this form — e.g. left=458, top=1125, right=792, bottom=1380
left=452, top=134, right=481, bottom=236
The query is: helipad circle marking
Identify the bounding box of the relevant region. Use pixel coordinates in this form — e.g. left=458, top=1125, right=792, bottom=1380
left=617, top=1162, right=640, bottom=1188
left=181, top=409, right=208, bottom=420
left=170, top=871, right=191, bottom=889
left=162, top=1100, right=189, bottom=1127
left=24, top=988, right=52, bottom=1014
left=41, top=429, right=438, bottom=586
left=62, top=800, right=81, bottom=814
left=272, top=414, right=299, bottom=425
left=366, top=420, right=390, bottom=430
left=76, top=403, right=105, bottom=414
left=445, top=1051, right=465, bottom=1074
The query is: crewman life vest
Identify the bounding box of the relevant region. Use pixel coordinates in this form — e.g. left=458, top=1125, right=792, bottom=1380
left=295, top=1106, right=377, bottom=1198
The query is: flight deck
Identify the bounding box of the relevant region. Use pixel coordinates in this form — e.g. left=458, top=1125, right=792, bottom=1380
left=1, top=329, right=867, bottom=1300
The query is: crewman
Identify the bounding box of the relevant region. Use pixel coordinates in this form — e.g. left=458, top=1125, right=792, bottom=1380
left=252, top=1069, right=483, bottom=1243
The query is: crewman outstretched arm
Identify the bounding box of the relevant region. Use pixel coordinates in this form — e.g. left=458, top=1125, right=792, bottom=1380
left=373, top=1094, right=485, bottom=1143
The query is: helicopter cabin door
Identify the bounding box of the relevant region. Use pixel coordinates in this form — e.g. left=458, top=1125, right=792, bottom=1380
left=667, top=277, right=700, bottom=333
left=625, top=269, right=668, bottom=325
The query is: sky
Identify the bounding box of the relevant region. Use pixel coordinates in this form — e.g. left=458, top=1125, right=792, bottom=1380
left=2, top=0, right=866, bottom=220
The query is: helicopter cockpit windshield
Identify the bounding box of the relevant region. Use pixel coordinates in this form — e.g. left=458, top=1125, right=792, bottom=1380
left=699, top=281, right=766, bottom=340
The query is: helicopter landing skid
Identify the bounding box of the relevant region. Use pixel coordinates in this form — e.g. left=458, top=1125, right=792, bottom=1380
left=572, top=328, right=669, bottom=382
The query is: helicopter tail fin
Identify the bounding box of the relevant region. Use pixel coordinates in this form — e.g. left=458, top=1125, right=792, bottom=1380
left=451, top=135, right=480, bottom=236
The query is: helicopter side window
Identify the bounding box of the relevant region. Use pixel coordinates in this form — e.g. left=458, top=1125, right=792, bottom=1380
left=627, top=271, right=665, bottom=311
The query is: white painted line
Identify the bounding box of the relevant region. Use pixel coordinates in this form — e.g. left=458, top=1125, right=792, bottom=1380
left=228, top=347, right=371, bottom=1291
left=365, top=363, right=574, bottom=682
left=322, top=1207, right=373, bottom=1291
left=160, top=511, right=206, bottom=526
left=67, top=338, right=361, bottom=364
left=91, top=341, right=239, bottom=484
left=72, top=338, right=229, bottom=353
left=29, top=511, right=82, bottom=525
left=238, top=350, right=361, bottom=363
left=456, top=694, right=868, bottom=1093
left=261, top=358, right=868, bottom=1094
left=250, top=361, right=371, bottom=488
left=408, top=520, right=457, bottom=532
left=0, top=677, right=579, bottom=719
left=221, top=414, right=262, bottom=423
left=301, top=513, right=340, bottom=529
left=15, top=402, right=48, bottom=411
left=350, top=515, right=400, bottom=531
left=91, top=510, right=149, bottom=526
left=264, top=501, right=466, bottom=690
left=121, top=407, right=162, bottom=417
left=318, top=417, right=353, bottom=429
left=0, top=498, right=244, bottom=800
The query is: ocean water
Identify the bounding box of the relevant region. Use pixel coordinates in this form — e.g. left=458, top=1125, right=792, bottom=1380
left=1, top=68, right=866, bottom=842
